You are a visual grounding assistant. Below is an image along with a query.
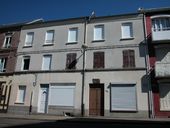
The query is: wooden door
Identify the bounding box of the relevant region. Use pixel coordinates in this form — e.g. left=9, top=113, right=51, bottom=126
left=89, top=84, right=104, bottom=116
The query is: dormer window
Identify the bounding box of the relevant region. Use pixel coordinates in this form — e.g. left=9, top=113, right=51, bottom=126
left=152, top=16, right=170, bottom=31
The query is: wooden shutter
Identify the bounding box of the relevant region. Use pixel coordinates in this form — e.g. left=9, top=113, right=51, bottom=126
left=123, top=50, right=129, bottom=68
left=123, top=50, right=135, bottom=68
left=66, top=53, right=77, bottom=69
left=129, top=50, right=135, bottom=67
left=93, top=52, right=104, bottom=69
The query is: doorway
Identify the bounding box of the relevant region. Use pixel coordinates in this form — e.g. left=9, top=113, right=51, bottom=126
left=38, top=84, right=49, bottom=113
left=89, top=84, right=104, bottom=116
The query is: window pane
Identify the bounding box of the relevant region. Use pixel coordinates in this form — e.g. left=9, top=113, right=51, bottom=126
left=68, top=28, right=78, bottom=42
left=111, top=84, right=137, bottom=111
left=0, top=58, right=7, bottom=72
left=45, top=30, right=54, bottom=43
left=23, top=56, right=30, bottom=70
left=42, top=55, right=52, bottom=70
left=17, top=86, right=26, bottom=103
left=94, top=25, right=104, bottom=40
left=25, top=32, right=34, bottom=46
left=121, top=23, right=133, bottom=38
left=3, top=36, right=12, bottom=48
left=66, top=53, right=77, bottom=69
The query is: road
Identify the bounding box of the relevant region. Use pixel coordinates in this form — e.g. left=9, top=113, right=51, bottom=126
left=0, top=117, right=170, bottom=128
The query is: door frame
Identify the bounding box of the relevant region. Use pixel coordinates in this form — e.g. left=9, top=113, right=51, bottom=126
left=38, top=84, right=49, bottom=113
left=89, top=83, right=104, bottom=116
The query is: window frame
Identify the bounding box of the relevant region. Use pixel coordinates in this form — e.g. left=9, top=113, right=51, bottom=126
left=121, top=22, right=133, bottom=39
left=3, top=35, right=12, bottom=48
left=93, top=25, right=104, bottom=41
left=0, top=58, right=7, bottom=72
left=66, top=53, right=77, bottom=69
left=67, top=28, right=78, bottom=43
left=22, top=56, right=30, bottom=71
left=15, top=85, right=26, bottom=104
left=24, top=32, right=34, bottom=47
left=123, top=50, right=135, bottom=68
left=93, top=51, right=105, bottom=69
left=44, top=30, right=54, bottom=45
left=42, top=54, right=52, bottom=70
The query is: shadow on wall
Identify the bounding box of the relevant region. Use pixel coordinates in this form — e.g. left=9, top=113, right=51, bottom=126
left=141, top=74, right=149, bottom=93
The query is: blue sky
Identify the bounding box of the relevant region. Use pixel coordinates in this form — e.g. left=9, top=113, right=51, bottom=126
left=0, top=0, right=170, bottom=25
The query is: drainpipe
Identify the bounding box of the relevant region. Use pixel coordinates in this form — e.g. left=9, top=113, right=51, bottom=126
left=81, top=17, right=88, bottom=116
left=142, top=12, right=154, bottom=118
left=29, top=73, right=37, bottom=114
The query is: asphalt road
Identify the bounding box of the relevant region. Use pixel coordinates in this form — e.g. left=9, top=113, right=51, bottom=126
left=0, top=117, right=170, bottom=128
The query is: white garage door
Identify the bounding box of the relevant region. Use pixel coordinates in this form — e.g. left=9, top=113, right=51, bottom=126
left=49, top=83, right=75, bottom=106
left=111, top=84, right=137, bottom=111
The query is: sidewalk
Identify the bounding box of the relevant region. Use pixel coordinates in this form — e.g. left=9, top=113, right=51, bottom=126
left=0, top=113, right=170, bottom=123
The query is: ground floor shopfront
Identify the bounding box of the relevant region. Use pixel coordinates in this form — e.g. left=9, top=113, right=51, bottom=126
left=8, top=70, right=149, bottom=118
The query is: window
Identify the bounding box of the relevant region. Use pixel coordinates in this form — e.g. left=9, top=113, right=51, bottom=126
left=45, top=30, right=54, bottom=44
left=121, top=22, right=133, bottom=39
left=42, top=55, right=52, bottom=70
left=123, top=50, right=135, bottom=68
left=159, top=84, right=170, bottom=111
left=66, top=53, right=77, bottom=69
left=16, top=85, right=26, bottom=103
left=152, top=17, right=170, bottom=31
left=22, top=56, right=30, bottom=71
left=25, top=32, right=34, bottom=46
left=68, top=28, right=78, bottom=43
left=93, top=52, right=104, bottom=69
left=94, top=25, right=104, bottom=41
left=49, top=84, right=75, bottom=106
left=111, top=84, right=137, bottom=111
left=3, top=35, right=12, bottom=48
left=0, top=58, right=7, bottom=72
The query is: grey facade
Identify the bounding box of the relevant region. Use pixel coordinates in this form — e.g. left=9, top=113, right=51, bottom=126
left=8, top=14, right=149, bottom=118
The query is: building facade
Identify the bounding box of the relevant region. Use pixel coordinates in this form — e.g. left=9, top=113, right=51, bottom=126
left=7, top=13, right=149, bottom=118
left=0, top=24, right=22, bottom=112
left=141, top=8, right=170, bottom=118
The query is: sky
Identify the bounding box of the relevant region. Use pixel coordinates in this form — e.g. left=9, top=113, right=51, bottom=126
left=0, top=0, right=170, bottom=25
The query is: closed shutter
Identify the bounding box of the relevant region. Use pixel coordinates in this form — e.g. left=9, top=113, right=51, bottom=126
left=123, top=50, right=129, bottom=68
left=49, top=84, right=75, bottom=106
left=93, top=52, right=104, bottom=69
left=129, top=50, right=135, bottom=67
left=66, top=53, right=77, bottom=69
left=111, top=84, right=137, bottom=111
left=123, top=50, right=135, bottom=68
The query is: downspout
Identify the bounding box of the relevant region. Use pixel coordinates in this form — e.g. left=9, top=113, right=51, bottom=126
left=142, top=12, right=154, bottom=118
left=81, top=17, right=87, bottom=116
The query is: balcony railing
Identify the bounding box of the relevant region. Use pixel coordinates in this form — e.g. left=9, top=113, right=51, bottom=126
left=155, top=62, right=170, bottom=77
left=152, top=28, right=170, bottom=42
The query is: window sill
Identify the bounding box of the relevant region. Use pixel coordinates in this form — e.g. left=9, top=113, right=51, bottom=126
left=23, top=45, right=32, bottom=48
left=92, top=39, right=105, bottom=43
left=65, top=42, right=78, bottom=45
left=120, top=37, right=134, bottom=41
left=43, top=43, right=54, bottom=46
left=14, top=102, right=24, bottom=105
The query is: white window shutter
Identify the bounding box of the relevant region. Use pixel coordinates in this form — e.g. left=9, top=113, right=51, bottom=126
left=111, top=84, right=137, bottom=111
left=42, top=55, right=52, bottom=70
left=49, top=84, right=75, bottom=106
